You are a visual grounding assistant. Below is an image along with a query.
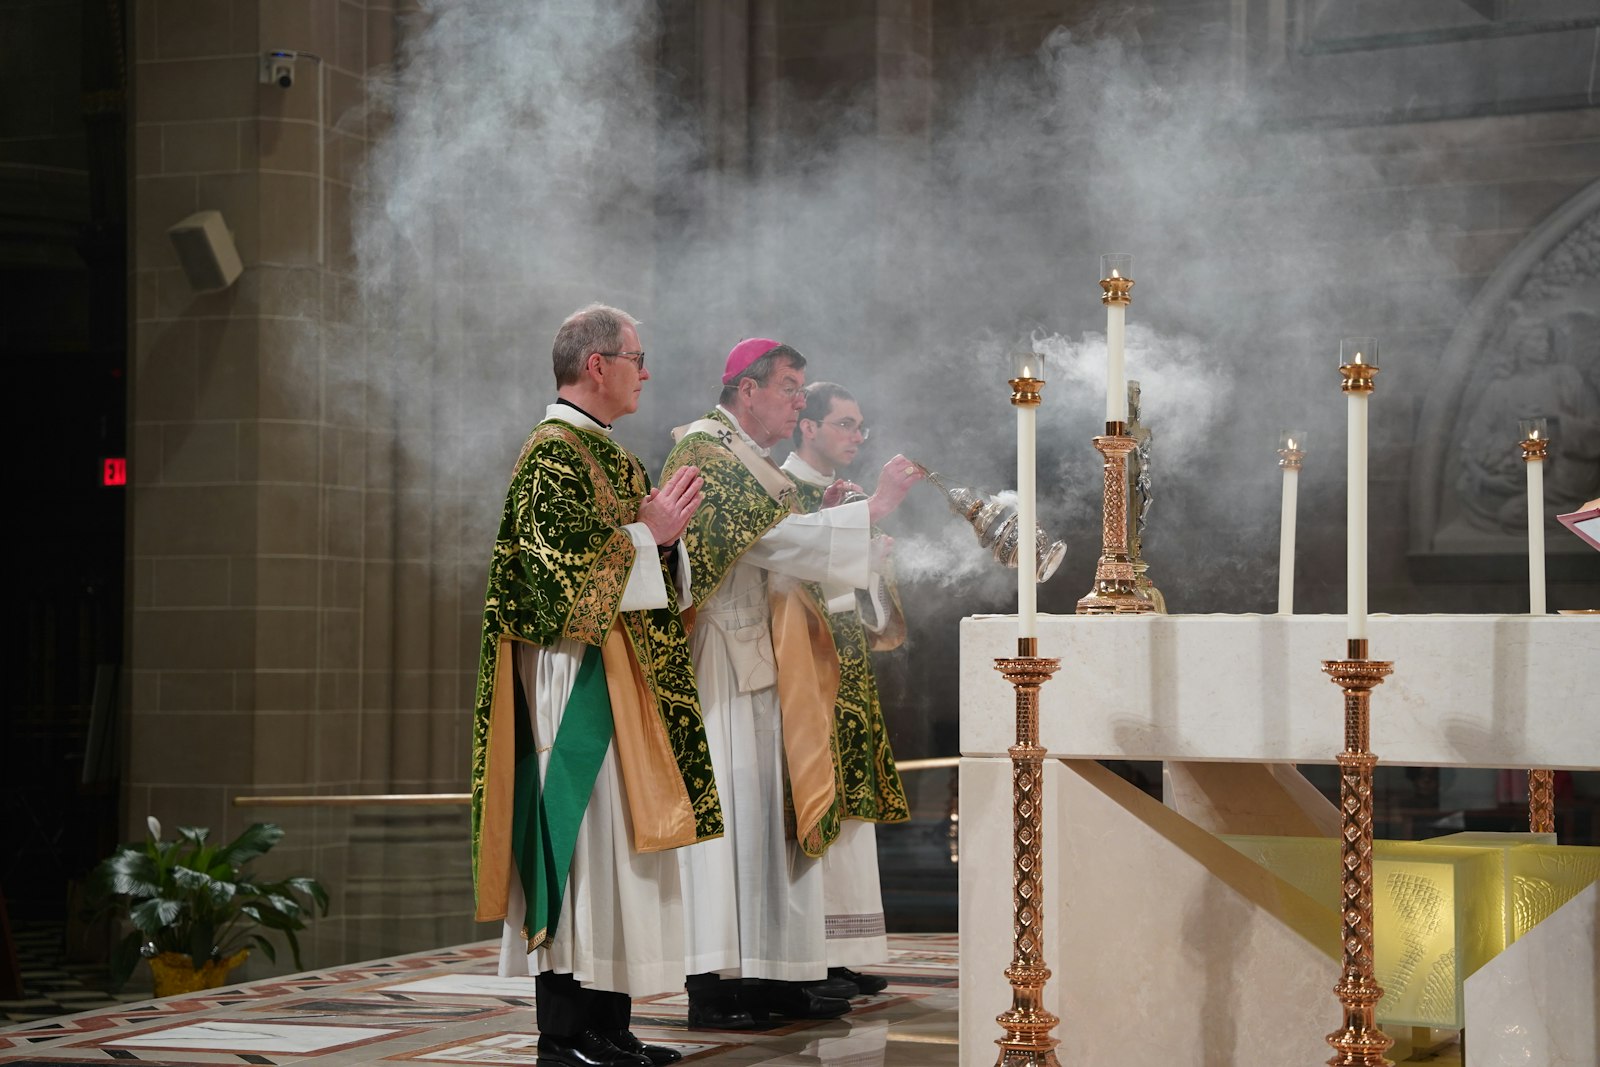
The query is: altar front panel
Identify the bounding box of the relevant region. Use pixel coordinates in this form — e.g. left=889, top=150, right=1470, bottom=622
left=959, top=614, right=1599, bottom=769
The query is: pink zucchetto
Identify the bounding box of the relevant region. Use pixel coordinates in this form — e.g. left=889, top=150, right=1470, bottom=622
left=722, top=337, right=782, bottom=385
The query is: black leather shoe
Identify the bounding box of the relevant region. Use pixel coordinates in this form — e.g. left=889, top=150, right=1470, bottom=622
left=685, top=997, right=761, bottom=1031
left=829, top=966, right=889, bottom=995
left=602, top=1031, right=682, bottom=1065
left=800, top=975, right=860, bottom=1000
left=751, top=983, right=851, bottom=1020
left=536, top=1029, right=650, bottom=1067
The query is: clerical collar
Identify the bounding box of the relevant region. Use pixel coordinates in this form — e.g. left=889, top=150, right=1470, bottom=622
left=780, top=451, right=833, bottom=487
left=716, top=404, right=772, bottom=458
left=554, top=397, right=611, bottom=430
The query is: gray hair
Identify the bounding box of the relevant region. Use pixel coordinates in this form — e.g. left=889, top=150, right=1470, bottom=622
left=719, top=343, right=806, bottom=406
left=552, top=303, right=639, bottom=386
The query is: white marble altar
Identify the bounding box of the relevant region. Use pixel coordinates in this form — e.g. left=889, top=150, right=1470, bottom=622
left=958, top=612, right=1600, bottom=1066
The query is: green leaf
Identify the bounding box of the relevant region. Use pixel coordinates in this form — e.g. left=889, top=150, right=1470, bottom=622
left=129, top=897, right=183, bottom=935
left=281, top=926, right=305, bottom=971
left=249, top=933, right=278, bottom=963
left=177, top=825, right=209, bottom=848
left=215, top=823, right=285, bottom=866
left=285, top=877, right=330, bottom=915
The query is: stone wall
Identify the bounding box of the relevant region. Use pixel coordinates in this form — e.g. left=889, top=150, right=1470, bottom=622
left=125, top=0, right=490, bottom=972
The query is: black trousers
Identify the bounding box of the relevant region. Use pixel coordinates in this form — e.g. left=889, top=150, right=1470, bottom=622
left=535, top=971, right=631, bottom=1038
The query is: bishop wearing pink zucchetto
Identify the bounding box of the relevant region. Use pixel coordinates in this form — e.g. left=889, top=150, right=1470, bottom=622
left=660, top=338, right=923, bottom=1030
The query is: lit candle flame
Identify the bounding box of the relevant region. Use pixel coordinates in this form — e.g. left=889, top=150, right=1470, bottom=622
left=1287, top=438, right=1298, bottom=451
left=1110, top=269, right=1121, bottom=279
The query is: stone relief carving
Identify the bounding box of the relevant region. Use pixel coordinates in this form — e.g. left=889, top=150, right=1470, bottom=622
left=1427, top=196, right=1600, bottom=554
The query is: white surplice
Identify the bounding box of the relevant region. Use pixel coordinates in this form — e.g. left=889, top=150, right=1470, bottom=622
left=677, top=412, right=875, bottom=982
left=497, top=403, right=694, bottom=996
left=780, top=452, right=890, bottom=969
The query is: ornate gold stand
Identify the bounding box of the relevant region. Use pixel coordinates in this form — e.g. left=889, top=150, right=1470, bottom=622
left=1528, top=768, right=1555, bottom=834
left=993, top=638, right=1063, bottom=1066
left=1321, top=639, right=1395, bottom=1067
left=1077, top=423, right=1155, bottom=614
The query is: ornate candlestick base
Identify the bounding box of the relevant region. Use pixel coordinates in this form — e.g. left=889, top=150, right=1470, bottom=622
left=994, top=639, right=1063, bottom=1066
left=1528, top=768, right=1555, bottom=834
left=1322, top=643, right=1395, bottom=1067
left=1077, top=426, right=1155, bottom=614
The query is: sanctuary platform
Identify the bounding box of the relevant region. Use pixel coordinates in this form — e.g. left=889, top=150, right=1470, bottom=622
left=0, top=935, right=959, bottom=1066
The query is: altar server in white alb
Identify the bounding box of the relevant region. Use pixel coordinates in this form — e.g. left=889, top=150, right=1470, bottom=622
left=660, top=339, right=922, bottom=1029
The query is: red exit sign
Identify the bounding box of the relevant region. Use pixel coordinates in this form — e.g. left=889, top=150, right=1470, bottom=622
left=102, top=457, right=127, bottom=486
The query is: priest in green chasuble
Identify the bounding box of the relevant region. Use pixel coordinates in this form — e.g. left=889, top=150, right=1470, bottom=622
left=780, top=382, right=910, bottom=999
left=660, top=339, right=922, bottom=1029
left=471, top=303, right=717, bottom=1067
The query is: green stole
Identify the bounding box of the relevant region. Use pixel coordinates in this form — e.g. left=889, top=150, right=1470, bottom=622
left=511, top=644, right=611, bottom=946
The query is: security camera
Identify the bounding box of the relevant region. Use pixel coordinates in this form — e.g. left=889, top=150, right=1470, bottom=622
left=260, top=50, right=299, bottom=89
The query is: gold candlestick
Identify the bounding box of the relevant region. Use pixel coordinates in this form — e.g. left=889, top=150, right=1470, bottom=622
left=1076, top=423, right=1155, bottom=614
left=1520, top=422, right=1555, bottom=835
left=994, top=637, right=1062, bottom=1067
left=1321, top=639, right=1396, bottom=1067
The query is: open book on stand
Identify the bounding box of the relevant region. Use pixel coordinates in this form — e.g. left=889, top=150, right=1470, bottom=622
left=1557, top=496, right=1600, bottom=552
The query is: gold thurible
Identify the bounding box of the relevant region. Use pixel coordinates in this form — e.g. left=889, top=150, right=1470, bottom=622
left=1322, top=643, right=1396, bottom=1066
left=993, top=641, right=1062, bottom=1067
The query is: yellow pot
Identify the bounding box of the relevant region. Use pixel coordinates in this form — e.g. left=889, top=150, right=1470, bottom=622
left=148, top=949, right=250, bottom=998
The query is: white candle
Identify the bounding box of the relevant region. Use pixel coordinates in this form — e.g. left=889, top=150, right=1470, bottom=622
left=1105, top=301, right=1126, bottom=424
left=1100, top=254, right=1132, bottom=425
left=1278, top=453, right=1299, bottom=615
left=1521, top=417, right=1549, bottom=615
left=1527, top=457, right=1545, bottom=614
left=1341, top=338, right=1376, bottom=642
left=1018, top=401, right=1037, bottom=639
left=1347, top=391, right=1367, bottom=641
left=1013, top=351, right=1044, bottom=641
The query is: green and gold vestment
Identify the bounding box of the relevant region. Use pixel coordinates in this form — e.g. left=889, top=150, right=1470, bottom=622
left=790, top=477, right=911, bottom=828
left=471, top=417, right=721, bottom=947
left=662, top=409, right=846, bottom=857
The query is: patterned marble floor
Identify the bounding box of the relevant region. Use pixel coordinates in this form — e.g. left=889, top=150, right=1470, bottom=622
left=0, top=935, right=958, bottom=1067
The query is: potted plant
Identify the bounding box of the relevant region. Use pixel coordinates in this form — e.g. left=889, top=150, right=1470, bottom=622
left=86, top=817, right=330, bottom=997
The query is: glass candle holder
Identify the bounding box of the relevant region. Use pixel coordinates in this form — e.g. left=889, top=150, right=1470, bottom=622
left=1340, top=336, right=1378, bottom=368
left=1013, top=349, right=1046, bottom=382
left=1100, top=252, right=1133, bottom=282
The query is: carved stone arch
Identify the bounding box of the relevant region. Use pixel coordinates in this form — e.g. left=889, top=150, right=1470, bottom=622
left=1412, top=178, right=1600, bottom=568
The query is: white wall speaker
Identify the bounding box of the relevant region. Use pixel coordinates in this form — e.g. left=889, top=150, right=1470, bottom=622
left=167, top=209, right=243, bottom=293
